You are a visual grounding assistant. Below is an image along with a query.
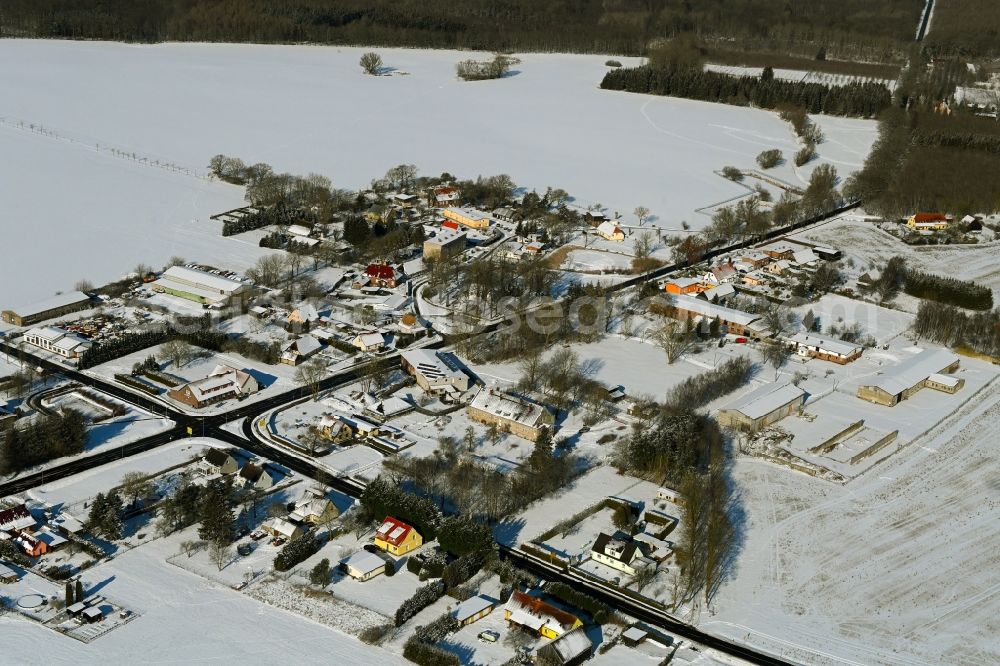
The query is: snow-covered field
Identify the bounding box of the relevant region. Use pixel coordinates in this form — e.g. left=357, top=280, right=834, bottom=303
left=703, top=379, right=1000, bottom=666
left=0, top=40, right=875, bottom=305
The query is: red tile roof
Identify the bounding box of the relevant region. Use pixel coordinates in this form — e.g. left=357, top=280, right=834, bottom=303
left=442, top=220, right=460, bottom=230
left=375, top=516, right=414, bottom=546
left=913, top=212, right=948, bottom=222
left=366, top=264, right=396, bottom=280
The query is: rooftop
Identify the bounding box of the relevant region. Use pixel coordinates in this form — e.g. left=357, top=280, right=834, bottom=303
left=162, top=265, right=245, bottom=293
left=5, top=291, right=90, bottom=318
left=670, top=294, right=759, bottom=327
left=860, top=348, right=960, bottom=396
left=722, top=382, right=806, bottom=420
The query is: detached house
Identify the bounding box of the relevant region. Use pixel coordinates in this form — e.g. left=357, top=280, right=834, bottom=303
left=23, top=326, right=92, bottom=359
left=236, top=462, right=274, bottom=491
left=591, top=533, right=648, bottom=576
left=504, top=590, right=583, bottom=640
left=0, top=504, right=35, bottom=537
left=341, top=550, right=387, bottom=581
left=373, top=516, right=422, bottom=556
left=907, top=212, right=951, bottom=231
left=364, top=263, right=399, bottom=288
left=198, top=448, right=238, bottom=476
left=595, top=221, right=625, bottom=241
left=353, top=331, right=386, bottom=352
left=167, top=365, right=259, bottom=409
left=281, top=335, right=323, bottom=366
left=289, top=489, right=339, bottom=525
left=467, top=387, right=555, bottom=442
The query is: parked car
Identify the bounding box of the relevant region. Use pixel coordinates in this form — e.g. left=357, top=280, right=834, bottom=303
left=249, top=531, right=266, bottom=541
left=237, top=543, right=254, bottom=557
left=478, top=630, right=500, bottom=643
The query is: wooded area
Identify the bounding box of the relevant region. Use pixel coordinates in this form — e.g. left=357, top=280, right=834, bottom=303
left=846, top=107, right=1000, bottom=215
left=601, top=65, right=892, bottom=118
left=0, top=0, right=923, bottom=59
left=925, top=0, right=1000, bottom=57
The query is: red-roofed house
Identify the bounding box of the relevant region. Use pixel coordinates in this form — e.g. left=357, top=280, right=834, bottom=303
left=365, top=263, right=398, bottom=288
left=373, top=516, right=423, bottom=555
left=0, top=504, right=35, bottom=536
left=441, top=219, right=461, bottom=231
left=907, top=212, right=951, bottom=231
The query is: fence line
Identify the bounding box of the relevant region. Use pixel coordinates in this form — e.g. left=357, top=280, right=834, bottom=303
left=0, top=116, right=212, bottom=181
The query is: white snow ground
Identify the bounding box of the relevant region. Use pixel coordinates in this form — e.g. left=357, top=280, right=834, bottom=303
left=0, top=40, right=875, bottom=305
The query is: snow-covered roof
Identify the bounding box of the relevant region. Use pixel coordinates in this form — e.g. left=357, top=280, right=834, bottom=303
left=666, top=277, right=701, bottom=289
left=721, top=382, right=805, bottom=420
left=861, top=349, right=960, bottom=396
left=184, top=365, right=255, bottom=403
left=35, top=528, right=67, bottom=549
left=452, top=595, right=496, bottom=621
left=5, top=291, right=90, bottom=318
left=927, top=373, right=960, bottom=388
left=424, top=228, right=467, bottom=247
left=670, top=294, right=759, bottom=327
left=792, top=249, right=818, bottom=265
left=469, top=388, right=551, bottom=429
left=264, top=517, right=300, bottom=539
left=549, top=628, right=592, bottom=661
left=162, top=266, right=244, bottom=294
left=341, top=550, right=386, bottom=575
left=596, top=220, right=623, bottom=236
left=290, top=498, right=335, bottom=522
left=444, top=207, right=490, bottom=222
left=287, top=224, right=312, bottom=236
left=0, top=504, right=34, bottom=532
left=355, top=331, right=385, bottom=348
left=788, top=332, right=862, bottom=358
left=400, top=349, right=467, bottom=385
left=284, top=335, right=322, bottom=357
left=0, top=561, right=19, bottom=579
left=701, top=283, right=736, bottom=301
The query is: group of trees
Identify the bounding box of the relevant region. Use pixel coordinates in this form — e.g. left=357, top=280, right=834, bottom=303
left=455, top=54, right=515, bottom=81
left=274, top=533, right=321, bottom=572
left=210, top=155, right=339, bottom=213
left=913, top=301, right=1000, bottom=356
left=80, top=326, right=280, bottom=370
left=0, top=410, right=87, bottom=474
left=0, top=0, right=922, bottom=61
left=360, top=476, right=441, bottom=540
left=664, top=356, right=755, bottom=411
left=846, top=107, right=1000, bottom=216
left=86, top=490, right=125, bottom=540
left=903, top=266, right=994, bottom=310
left=601, top=64, right=891, bottom=118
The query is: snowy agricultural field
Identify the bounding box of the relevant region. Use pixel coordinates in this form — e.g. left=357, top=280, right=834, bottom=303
left=1, top=40, right=875, bottom=305
left=0, top=124, right=254, bottom=306
left=702, top=375, right=1000, bottom=666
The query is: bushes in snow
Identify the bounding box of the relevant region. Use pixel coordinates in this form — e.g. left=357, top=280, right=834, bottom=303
left=436, top=516, right=494, bottom=558
left=756, top=149, right=783, bottom=169
left=0, top=409, right=87, bottom=475
left=403, top=635, right=460, bottom=666
left=903, top=267, right=993, bottom=310
left=545, top=582, right=612, bottom=624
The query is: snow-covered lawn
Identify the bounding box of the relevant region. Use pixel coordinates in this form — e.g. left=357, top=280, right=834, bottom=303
left=0, top=40, right=875, bottom=305
left=702, top=377, right=1000, bottom=666
left=562, top=249, right=635, bottom=273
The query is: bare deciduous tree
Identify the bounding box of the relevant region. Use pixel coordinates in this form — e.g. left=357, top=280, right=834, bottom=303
left=654, top=320, right=694, bottom=364
left=633, top=205, right=651, bottom=226
left=210, top=540, right=233, bottom=571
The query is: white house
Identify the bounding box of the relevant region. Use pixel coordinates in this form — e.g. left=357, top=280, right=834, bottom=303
left=340, top=550, right=387, bottom=581
left=353, top=331, right=386, bottom=352
left=591, top=532, right=648, bottom=576
left=22, top=326, right=92, bottom=359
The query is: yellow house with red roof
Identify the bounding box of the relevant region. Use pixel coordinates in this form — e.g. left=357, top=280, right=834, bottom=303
left=373, top=516, right=423, bottom=555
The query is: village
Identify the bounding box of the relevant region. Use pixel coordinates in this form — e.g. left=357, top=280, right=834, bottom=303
left=1, top=154, right=998, bottom=666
